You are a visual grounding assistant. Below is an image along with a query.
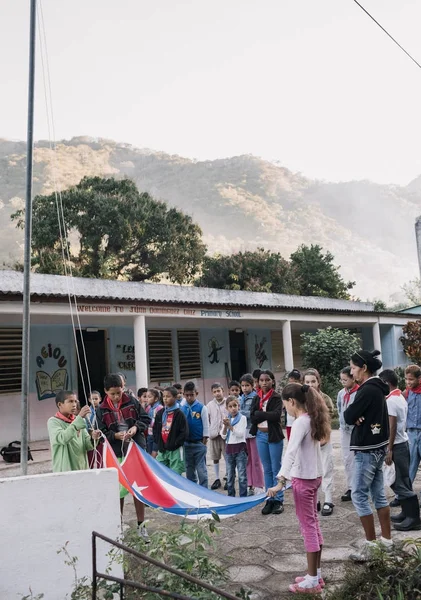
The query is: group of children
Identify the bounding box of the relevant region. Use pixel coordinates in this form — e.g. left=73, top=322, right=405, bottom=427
left=47, top=354, right=421, bottom=595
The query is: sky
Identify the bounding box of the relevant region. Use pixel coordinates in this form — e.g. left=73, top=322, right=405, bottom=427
left=2, top=0, right=421, bottom=185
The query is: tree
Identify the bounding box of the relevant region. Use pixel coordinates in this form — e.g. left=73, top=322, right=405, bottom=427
left=12, top=177, right=206, bottom=283
left=402, top=278, right=421, bottom=306
left=400, top=320, right=421, bottom=364
left=195, top=248, right=300, bottom=294
left=196, top=244, right=354, bottom=300
left=301, top=327, right=361, bottom=381
left=290, top=244, right=355, bottom=300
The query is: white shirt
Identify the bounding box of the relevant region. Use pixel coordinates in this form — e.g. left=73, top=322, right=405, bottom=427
left=220, top=414, right=247, bottom=444
left=279, top=414, right=323, bottom=480
left=386, top=390, right=409, bottom=445
left=258, top=399, right=269, bottom=430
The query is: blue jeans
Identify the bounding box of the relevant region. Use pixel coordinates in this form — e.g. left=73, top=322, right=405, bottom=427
left=146, top=434, right=155, bottom=454
left=352, top=449, right=389, bottom=517
left=226, top=450, right=248, bottom=497
left=256, top=430, right=284, bottom=502
left=408, top=429, right=421, bottom=483
left=184, top=442, right=208, bottom=488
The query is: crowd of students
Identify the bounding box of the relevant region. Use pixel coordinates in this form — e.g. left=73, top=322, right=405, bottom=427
left=46, top=354, right=421, bottom=595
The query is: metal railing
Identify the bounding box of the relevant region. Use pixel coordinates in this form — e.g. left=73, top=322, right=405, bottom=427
left=92, top=531, right=241, bottom=600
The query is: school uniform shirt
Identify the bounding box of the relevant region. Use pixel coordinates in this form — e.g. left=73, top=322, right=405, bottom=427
left=220, top=414, right=247, bottom=444
left=386, top=389, right=409, bottom=445
left=48, top=414, right=94, bottom=472
left=182, top=400, right=209, bottom=441
left=279, top=414, right=323, bottom=480
left=221, top=414, right=247, bottom=455
left=207, top=398, right=229, bottom=439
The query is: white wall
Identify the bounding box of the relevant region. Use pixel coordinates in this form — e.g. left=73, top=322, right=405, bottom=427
left=0, top=468, right=122, bottom=599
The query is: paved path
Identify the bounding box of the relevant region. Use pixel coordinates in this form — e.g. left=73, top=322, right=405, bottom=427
left=2, top=431, right=421, bottom=599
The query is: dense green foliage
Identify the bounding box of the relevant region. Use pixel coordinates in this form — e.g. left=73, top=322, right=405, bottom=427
left=12, top=177, right=206, bottom=284
left=196, top=245, right=354, bottom=299
left=301, top=327, right=361, bottom=380
left=195, top=248, right=299, bottom=294
left=290, top=244, right=355, bottom=299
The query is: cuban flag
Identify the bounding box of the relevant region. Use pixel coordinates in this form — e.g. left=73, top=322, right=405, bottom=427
left=102, top=439, right=269, bottom=520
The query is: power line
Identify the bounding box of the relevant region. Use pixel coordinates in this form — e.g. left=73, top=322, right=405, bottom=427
left=352, top=0, right=421, bottom=71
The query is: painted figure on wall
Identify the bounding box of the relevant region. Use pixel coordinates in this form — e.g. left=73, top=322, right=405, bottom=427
left=255, top=336, right=268, bottom=368
left=208, top=337, right=224, bottom=364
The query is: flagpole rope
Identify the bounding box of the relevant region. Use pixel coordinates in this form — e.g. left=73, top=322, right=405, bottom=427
left=36, top=1, right=101, bottom=463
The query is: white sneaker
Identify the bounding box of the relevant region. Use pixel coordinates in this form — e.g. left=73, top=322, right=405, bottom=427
left=349, top=540, right=377, bottom=562
left=137, top=523, right=150, bottom=543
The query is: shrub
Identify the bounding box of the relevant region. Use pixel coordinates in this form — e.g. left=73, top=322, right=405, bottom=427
left=324, top=539, right=421, bottom=600
left=301, top=327, right=361, bottom=380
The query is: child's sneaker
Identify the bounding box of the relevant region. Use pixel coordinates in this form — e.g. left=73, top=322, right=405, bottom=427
left=349, top=540, right=377, bottom=562
left=289, top=582, right=322, bottom=594
left=137, top=523, right=150, bottom=544
left=295, top=576, right=325, bottom=588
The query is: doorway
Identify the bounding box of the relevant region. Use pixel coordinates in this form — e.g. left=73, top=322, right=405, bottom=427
left=229, top=330, right=247, bottom=381
left=76, top=329, right=108, bottom=405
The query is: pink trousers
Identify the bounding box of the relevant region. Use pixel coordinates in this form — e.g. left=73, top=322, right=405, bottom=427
left=246, top=437, right=264, bottom=488
left=292, top=476, right=323, bottom=552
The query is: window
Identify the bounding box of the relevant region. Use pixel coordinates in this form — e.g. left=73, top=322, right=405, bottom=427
left=177, top=329, right=202, bottom=379
left=0, top=328, right=22, bottom=394
left=147, top=329, right=174, bottom=382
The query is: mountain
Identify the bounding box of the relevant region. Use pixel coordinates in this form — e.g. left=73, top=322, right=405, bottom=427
left=0, top=136, right=419, bottom=301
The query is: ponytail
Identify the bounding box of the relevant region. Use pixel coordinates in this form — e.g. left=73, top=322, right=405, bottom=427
left=282, top=383, right=330, bottom=442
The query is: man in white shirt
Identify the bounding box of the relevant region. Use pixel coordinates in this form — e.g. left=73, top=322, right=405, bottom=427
left=380, top=369, right=421, bottom=531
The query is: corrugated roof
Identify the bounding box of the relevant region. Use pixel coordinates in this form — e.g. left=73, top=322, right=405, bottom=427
left=0, top=270, right=375, bottom=313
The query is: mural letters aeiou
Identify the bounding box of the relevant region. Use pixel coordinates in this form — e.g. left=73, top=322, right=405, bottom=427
left=35, top=344, right=68, bottom=401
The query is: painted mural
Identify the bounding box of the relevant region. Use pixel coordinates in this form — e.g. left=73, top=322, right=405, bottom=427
left=35, top=343, right=69, bottom=401
left=207, top=337, right=224, bottom=364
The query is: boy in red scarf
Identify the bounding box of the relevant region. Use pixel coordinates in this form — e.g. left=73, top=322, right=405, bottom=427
left=48, top=390, right=101, bottom=472
left=96, top=373, right=151, bottom=539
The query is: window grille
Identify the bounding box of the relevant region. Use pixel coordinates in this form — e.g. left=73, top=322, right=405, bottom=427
left=147, top=329, right=174, bottom=382
left=0, top=328, right=22, bottom=394
left=177, top=330, right=202, bottom=379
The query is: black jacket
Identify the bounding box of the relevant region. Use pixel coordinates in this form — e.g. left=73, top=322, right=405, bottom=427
left=250, top=391, right=284, bottom=443
left=153, top=408, right=189, bottom=452
left=344, top=377, right=389, bottom=452
left=96, top=393, right=150, bottom=457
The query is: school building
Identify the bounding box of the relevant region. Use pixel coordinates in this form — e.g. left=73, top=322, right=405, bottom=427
left=0, top=270, right=417, bottom=444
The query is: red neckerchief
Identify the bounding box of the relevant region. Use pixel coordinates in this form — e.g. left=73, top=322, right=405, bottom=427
left=55, top=411, right=80, bottom=436
left=257, top=388, right=274, bottom=409
left=105, top=393, right=127, bottom=422
left=343, top=384, right=359, bottom=408
left=55, top=411, right=75, bottom=423
left=406, top=385, right=421, bottom=396
left=387, top=389, right=402, bottom=399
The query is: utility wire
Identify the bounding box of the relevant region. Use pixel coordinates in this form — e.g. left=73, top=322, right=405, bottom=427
left=352, top=0, right=421, bottom=71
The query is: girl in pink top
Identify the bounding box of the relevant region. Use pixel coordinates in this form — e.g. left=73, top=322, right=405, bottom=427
left=268, top=383, right=330, bottom=595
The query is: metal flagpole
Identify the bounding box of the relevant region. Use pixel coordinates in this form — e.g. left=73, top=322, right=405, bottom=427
left=21, top=0, right=37, bottom=475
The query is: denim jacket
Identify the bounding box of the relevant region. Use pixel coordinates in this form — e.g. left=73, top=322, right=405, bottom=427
left=407, top=390, right=421, bottom=429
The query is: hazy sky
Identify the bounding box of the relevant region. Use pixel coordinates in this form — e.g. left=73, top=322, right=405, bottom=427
left=2, top=0, right=421, bottom=184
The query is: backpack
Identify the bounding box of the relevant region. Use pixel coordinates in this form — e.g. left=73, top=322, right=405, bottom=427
left=0, top=441, right=33, bottom=463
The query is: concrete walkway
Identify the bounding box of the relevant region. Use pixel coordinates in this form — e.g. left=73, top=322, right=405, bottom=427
left=2, top=431, right=421, bottom=599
